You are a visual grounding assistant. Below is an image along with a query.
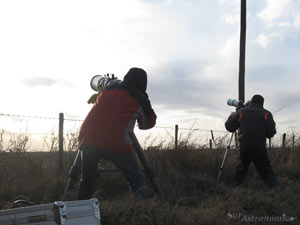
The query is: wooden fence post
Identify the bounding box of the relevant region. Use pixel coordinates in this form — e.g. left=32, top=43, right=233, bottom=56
left=59, top=113, right=64, bottom=174
left=210, top=130, right=216, bottom=146
left=291, top=133, right=295, bottom=155
left=175, top=124, right=178, bottom=150
left=282, top=133, right=286, bottom=150
left=209, top=139, right=213, bottom=150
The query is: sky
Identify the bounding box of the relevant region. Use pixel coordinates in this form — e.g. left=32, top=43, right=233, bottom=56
left=1, top=0, right=300, bottom=144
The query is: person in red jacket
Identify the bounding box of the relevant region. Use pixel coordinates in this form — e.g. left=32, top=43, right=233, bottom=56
left=77, top=67, right=157, bottom=200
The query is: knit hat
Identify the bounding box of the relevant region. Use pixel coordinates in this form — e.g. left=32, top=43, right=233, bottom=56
left=251, top=94, right=264, bottom=106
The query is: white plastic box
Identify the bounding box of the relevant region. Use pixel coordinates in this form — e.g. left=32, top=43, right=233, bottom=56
left=0, top=198, right=101, bottom=225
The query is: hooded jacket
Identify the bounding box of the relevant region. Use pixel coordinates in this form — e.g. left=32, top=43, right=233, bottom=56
left=225, top=97, right=276, bottom=150
left=78, top=68, right=157, bottom=154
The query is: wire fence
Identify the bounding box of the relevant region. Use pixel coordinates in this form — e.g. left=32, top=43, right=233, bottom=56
left=0, top=112, right=298, bottom=153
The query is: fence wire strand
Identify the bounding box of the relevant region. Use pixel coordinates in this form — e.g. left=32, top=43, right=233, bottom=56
left=0, top=112, right=295, bottom=152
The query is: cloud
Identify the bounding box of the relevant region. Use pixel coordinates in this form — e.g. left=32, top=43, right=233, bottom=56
left=254, top=0, right=300, bottom=49
left=22, top=76, right=74, bottom=87
left=222, top=14, right=239, bottom=25
left=294, top=14, right=300, bottom=28
left=266, top=88, right=300, bottom=131
left=2, top=0, right=300, bottom=133
left=22, top=76, right=57, bottom=87
left=273, top=89, right=300, bottom=111
left=218, top=0, right=239, bottom=6
left=148, top=60, right=235, bottom=120
left=255, top=33, right=270, bottom=48
left=257, top=0, right=300, bottom=29
left=257, top=0, right=291, bottom=26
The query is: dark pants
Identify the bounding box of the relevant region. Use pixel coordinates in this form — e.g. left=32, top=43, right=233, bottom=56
left=77, top=144, right=147, bottom=200
left=234, top=148, right=278, bottom=188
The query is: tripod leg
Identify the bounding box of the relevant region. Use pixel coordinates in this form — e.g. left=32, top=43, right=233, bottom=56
left=217, top=132, right=235, bottom=183
left=64, top=150, right=82, bottom=195
left=128, top=132, right=164, bottom=200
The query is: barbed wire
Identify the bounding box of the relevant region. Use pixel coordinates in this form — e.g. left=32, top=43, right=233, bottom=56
left=0, top=112, right=286, bottom=135
left=0, top=113, right=83, bottom=122
left=0, top=113, right=227, bottom=132
left=0, top=113, right=58, bottom=120
left=1, top=132, right=57, bottom=136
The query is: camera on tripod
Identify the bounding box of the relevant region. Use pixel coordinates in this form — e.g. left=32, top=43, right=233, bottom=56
left=90, top=74, right=121, bottom=92
left=227, top=99, right=245, bottom=108
left=227, top=99, right=250, bottom=110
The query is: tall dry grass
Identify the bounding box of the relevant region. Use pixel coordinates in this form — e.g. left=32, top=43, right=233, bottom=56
left=0, top=131, right=300, bottom=224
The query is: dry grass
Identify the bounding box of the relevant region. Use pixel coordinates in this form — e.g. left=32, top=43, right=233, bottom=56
left=0, top=129, right=300, bottom=224
left=0, top=145, right=300, bottom=224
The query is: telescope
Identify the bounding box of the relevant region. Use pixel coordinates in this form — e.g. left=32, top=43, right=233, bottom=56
left=90, top=74, right=121, bottom=92
left=227, top=99, right=247, bottom=109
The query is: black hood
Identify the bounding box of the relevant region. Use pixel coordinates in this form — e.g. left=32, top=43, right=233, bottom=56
left=251, top=94, right=264, bottom=107
left=123, top=68, right=147, bottom=92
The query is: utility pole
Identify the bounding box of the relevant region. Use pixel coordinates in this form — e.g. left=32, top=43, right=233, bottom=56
left=239, top=0, right=247, bottom=102
left=237, top=0, right=247, bottom=166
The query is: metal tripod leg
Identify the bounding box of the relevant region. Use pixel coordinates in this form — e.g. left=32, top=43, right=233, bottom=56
left=128, top=132, right=164, bottom=200
left=217, top=132, right=235, bottom=183
left=64, top=150, right=82, bottom=197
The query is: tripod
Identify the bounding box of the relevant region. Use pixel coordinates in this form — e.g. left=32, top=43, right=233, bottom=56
left=217, top=132, right=236, bottom=183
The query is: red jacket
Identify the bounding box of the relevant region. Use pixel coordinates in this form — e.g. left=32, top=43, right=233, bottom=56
left=79, top=68, right=156, bottom=154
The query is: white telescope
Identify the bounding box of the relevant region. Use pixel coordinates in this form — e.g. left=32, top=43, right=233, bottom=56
left=90, top=74, right=121, bottom=92
left=227, top=99, right=244, bottom=108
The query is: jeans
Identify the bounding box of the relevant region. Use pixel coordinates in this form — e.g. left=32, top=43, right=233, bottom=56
left=77, top=144, right=147, bottom=200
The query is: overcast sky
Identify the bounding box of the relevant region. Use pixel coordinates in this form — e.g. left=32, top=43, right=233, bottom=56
left=1, top=0, right=300, bottom=137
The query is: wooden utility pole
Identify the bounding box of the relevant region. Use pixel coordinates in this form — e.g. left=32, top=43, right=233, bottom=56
left=239, top=0, right=247, bottom=102
left=236, top=0, right=247, bottom=164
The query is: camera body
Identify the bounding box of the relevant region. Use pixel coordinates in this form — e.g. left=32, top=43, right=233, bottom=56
left=90, top=74, right=121, bottom=92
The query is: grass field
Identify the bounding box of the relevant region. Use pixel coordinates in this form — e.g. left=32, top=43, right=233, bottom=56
left=0, top=144, right=300, bottom=225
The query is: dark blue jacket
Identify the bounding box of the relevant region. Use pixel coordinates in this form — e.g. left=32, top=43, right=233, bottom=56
left=225, top=103, right=276, bottom=149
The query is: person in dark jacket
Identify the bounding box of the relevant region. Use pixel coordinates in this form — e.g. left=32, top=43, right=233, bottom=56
left=77, top=67, right=157, bottom=200
left=225, top=94, right=278, bottom=188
